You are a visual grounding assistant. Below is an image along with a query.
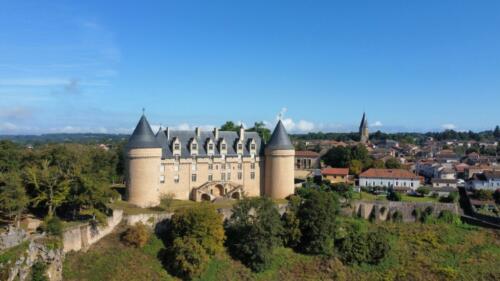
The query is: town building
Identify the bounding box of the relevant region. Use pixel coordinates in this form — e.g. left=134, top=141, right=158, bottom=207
left=359, top=168, right=420, bottom=190
left=321, top=168, right=349, bottom=184
left=295, top=150, right=320, bottom=170
left=126, top=114, right=295, bottom=207
left=467, top=171, right=500, bottom=190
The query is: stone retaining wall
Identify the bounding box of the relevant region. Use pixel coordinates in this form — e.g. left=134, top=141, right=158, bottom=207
left=351, top=201, right=459, bottom=222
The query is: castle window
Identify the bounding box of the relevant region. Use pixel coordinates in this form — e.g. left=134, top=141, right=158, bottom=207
left=192, top=174, right=197, bottom=182
left=221, top=173, right=226, bottom=181
left=251, top=163, right=256, bottom=170
left=250, top=144, right=256, bottom=150
left=238, top=163, right=242, bottom=170
left=238, top=143, right=243, bottom=150
left=250, top=172, right=255, bottom=180
left=174, top=175, right=179, bottom=183
left=221, top=144, right=226, bottom=150
left=227, top=173, right=231, bottom=180
left=160, top=164, right=165, bottom=173
left=208, top=164, right=213, bottom=170
left=222, top=164, right=226, bottom=170
left=160, top=175, right=165, bottom=183
left=208, top=174, right=213, bottom=181
left=174, top=144, right=180, bottom=150
left=192, top=143, right=197, bottom=150
left=208, top=143, right=214, bottom=150
left=238, top=172, right=242, bottom=180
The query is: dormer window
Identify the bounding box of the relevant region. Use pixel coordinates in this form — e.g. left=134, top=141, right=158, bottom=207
left=190, top=139, right=198, bottom=156
left=220, top=139, right=227, bottom=155
left=207, top=139, right=215, bottom=156
left=238, top=143, right=243, bottom=150
left=249, top=138, right=257, bottom=155
left=173, top=138, right=181, bottom=156
left=221, top=144, right=226, bottom=150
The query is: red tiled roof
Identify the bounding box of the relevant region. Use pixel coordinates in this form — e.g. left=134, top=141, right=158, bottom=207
left=359, top=168, right=419, bottom=180
left=295, top=150, right=320, bottom=158
left=322, top=168, right=349, bottom=176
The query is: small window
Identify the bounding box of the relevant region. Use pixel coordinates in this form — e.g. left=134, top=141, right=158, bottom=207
left=174, top=143, right=180, bottom=150
left=251, top=163, right=256, bottom=170
left=174, top=175, right=179, bottom=183
left=160, top=175, right=165, bottom=183
left=192, top=174, right=197, bottom=182
left=238, top=143, right=243, bottom=150
left=238, top=172, right=242, bottom=180
left=250, top=172, right=255, bottom=180
left=250, top=144, right=256, bottom=150
left=192, top=143, right=197, bottom=150
left=222, top=164, right=226, bottom=170
left=221, top=144, right=226, bottom=150
left=208, top=174, right=213, bottom=181
left=238, top=163, right=242, bottom=170
left=221, top=173, right=226, bottom=181
left=208, top=143, right=214, bottom=150
left=208, top=164, right=213, bottom=170
left=227, top=173, right=231, bottom=180
left=160, top=164, right=165, bottom=173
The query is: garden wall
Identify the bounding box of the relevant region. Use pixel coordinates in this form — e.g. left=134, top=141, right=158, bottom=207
left=351, top=201, right=459, bottom=222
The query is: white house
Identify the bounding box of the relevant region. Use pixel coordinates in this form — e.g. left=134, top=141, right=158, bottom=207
left=468, top=171, right=500, bottom=190
left=359, top=168, right=420, bottom=191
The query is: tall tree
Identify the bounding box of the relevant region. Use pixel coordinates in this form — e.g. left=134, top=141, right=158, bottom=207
left=220, top=121, right=239, bottom=131
left=248, top=121, right=271, bottom=142
left=24, top=160, right=70, bottom=217
left=494, top=125, right=500, bottom=139
left=0, top=172, right=28, bottom=224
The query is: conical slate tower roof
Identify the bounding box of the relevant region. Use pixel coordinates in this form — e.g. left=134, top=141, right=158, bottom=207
left=127, top=115, right=161, bottom=149
left=267, top=120, right=294, bottom=150
left=359, top=112, right=367, bottom=129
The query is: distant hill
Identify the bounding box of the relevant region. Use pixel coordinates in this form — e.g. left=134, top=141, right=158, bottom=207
left=0, top=133, right=129, bottom=145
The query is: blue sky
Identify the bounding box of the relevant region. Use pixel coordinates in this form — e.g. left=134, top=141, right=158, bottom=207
left=1, top=1, right=499, bottom=134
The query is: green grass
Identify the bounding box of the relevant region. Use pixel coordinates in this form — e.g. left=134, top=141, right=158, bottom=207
left=63, top=218, right=500, bottom=281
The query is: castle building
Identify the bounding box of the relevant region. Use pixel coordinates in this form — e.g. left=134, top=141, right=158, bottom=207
left=359, top=112, right=369, bottom=144
left=126, top=114, right=295, bottom=207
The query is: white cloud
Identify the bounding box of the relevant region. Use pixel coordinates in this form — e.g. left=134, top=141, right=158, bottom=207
left=272, top=107, right=315, bottom=133
left=0, top=122, right=18, bottom=131
left=371, top=121, right=383, bottom=127
left=442, top=123, right=456, bottom=130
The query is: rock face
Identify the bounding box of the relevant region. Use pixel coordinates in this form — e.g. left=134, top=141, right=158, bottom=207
left=4, top=240, right=64, bottom=281
left=0, top=226, right=28, bottom=251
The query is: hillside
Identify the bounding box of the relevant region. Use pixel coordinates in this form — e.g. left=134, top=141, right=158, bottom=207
left=63, top=218, right=500, bottom=281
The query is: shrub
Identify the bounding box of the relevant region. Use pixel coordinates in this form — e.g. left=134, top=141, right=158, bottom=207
left=366, top=230, right=390, bottom=264
left=43, top=216, right=63, bottom=237
left=298, top=190, right=338, bottom=255
left=473, top=189, right=493, bottom=201
left=31, top=261, right=49, bottom=281
left=391, top=211, right=403, bottom=222
left=438, top=210, right=461, bottom=225
left=168, top=204, right=225, bottom=256
left=421, top=206, right=434, bottom=223
left=160, top=193, right=175, bottom=211
left=225, top=197, right=283, bottom=272
left=170, top=237, right=209, bottom=279
left=416, top=187, right=431, bottom=196
left=439, top=191, right=458, bottom=203
left=338, top=228, right=390, bottom=265
left=387, top=190, right=401, bottom=201
left=281, top=195, right=302, bottom=248
left=121, top=222, right=150, bottom=248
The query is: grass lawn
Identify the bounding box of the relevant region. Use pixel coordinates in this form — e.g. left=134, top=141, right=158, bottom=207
left=63, top=218, right=500, bottom=281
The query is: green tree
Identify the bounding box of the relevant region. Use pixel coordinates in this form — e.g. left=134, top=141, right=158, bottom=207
left=225, top=197, right=283, bottom=272
left=0, top=140, right=22, bottom=173
left=416, top=186, right=431, bottom=196
left=350, top=144, right=369, bottom=162
left=31, top=261, right=49, bottom=281
left=494, top=125, right=500, bottom=139
left=0, top=172, right=28, bottom=224
left=349, top=159, right=363, bottom=176
left=384, top=158, right=401, bottom=169
left=372, top=159, right=385, bottom=168
left=281, top=195, right=302, bottom=248
left=387, top=190, right=402, bottom=201
left=297, top=190, right=338, bottom=255
left=220, top=121, right=239, bottom=131
left=248, top=121, right=271, bottom=142
left=24, top=160, right=71, bottom=218
left=323, top=146, right=351, bottom=168
left=338, top=229, right=369, bottom=265
left=168, top=204, right=225, bottom=256
left=170, top=237, right=209, bottom=279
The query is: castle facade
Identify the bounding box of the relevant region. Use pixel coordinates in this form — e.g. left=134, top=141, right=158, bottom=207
left=126, top=114, right=295, bottom=207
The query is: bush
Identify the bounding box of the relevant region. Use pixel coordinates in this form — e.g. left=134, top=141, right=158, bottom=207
left=298, top=190, right=338, bottom=255
left=416, top=187, right=431, bottom=196
left=226, top=197, right=283, bottom=272
left=121, top=222, right=150, bottom=248
left=31, top=261, right=49, bottom=281
left=473, top=189, right=493, bottom=201
left=338, top=228, right=390, bottom=265
left=387, top=190, right=401, bottom=201
left=366, top=230, right=390, bottom=264
left=391, top=211, right=403, bottom=222
left=439, top=191, right=458, bottom=203
left=168, top=204, right=225, bottom=256
left=43, top=216, right=63, bottom=237
left=170, top=237, right=209, bottom=280
left=438, top=210, right=461, bottom=225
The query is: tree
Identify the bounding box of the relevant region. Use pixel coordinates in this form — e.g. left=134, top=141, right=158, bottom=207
left=297, top=190, right=338, bottom=255
left=350, top=144, right=369, bottom=162
left=385, top=158, right=401, bottom=169
left=24, top=160, right=70, bottom=218
left=170, top=237, right=209, bottom=279
left=0, top=140, right=22, bottom=173
left=281, top=195, right=302, bottom=248
left=225, top=197, right=283, bottom=272
left=248, top=121, right=271, bottom=142
left=494, top=125, right=500, bottom=139
left=372, top=159, right=385, bottom=169
left=220, top=121, right=239, bottom=131
left=349, top=159, right=363, bottom=176
left=387, top=190, right=402, bottom=201
left=0, top=172, right=28, bottom=224
left=416, top=186, right=431, bottom=197
left=323, top=146, right=351, bottom=168
left=168, top=204, right=225, bottom=256
left=338, top=230, right=368, bottom=265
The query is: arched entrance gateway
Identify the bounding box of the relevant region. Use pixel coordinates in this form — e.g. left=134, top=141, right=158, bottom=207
left=214, top=184, right=224, bottom=196
left=201, top=194, right=211, bottom=201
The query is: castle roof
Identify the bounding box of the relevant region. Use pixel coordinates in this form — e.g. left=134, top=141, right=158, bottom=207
left=359, top=112, right=368, bottom=130
left=127, top=115, right=161, bottom=149
left=266, top=120, right=294, bottom=150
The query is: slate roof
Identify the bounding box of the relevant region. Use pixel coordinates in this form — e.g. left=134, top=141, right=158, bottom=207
left=155, top=129, right=265, bottom=159
left=127, top=115, right=161, bottom=149
left=359, top=112, right=367, bottom=130
left=266, top=120, right=294, bottom=150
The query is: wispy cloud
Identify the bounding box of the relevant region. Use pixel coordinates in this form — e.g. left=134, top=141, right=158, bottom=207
left=441, top=123, right=457, bottom=130
left=371, top=121, right=383, bottom=127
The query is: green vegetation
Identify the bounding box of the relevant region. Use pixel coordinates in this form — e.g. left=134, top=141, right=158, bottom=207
left=0, top=241, right=29, bottom=280
left=225, top=197, right=283, bottom=272
left=31, top=261, right=49, bottom=281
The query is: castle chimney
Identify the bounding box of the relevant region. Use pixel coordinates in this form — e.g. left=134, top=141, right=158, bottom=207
left=165, top=127, right=170, bottom=139
left=239, top=125, right=245, bottom=139
left=195, top=127, right=201, bottom=138
left=214, top=127, right=219, bottom=139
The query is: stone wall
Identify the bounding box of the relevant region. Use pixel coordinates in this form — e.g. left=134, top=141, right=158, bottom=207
left=0, top=227, right=28, bottom=251
left=351, top=201, right=459, bottom=222
left=62, top=209, right=123, bottom=253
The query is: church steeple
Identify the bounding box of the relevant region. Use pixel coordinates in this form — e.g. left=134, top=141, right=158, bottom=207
left=359, top=112, right=369, bottom=143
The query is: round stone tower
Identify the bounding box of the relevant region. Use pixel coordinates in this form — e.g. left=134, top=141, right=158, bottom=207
left=265, top=120, right=295, bottom=199
left=126, top=114, right=162, bottom=208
